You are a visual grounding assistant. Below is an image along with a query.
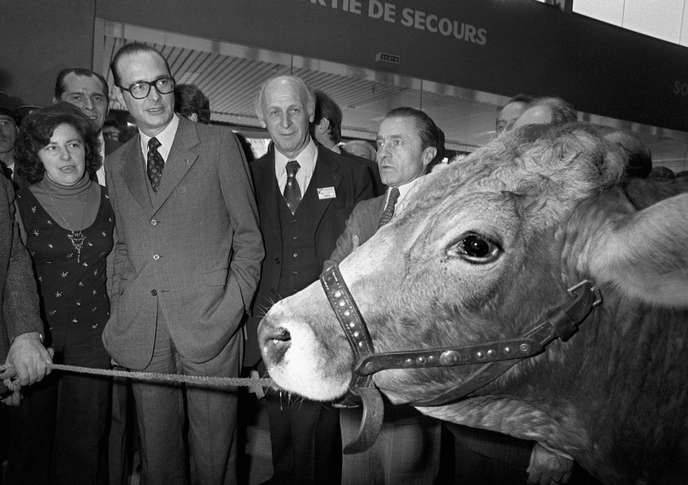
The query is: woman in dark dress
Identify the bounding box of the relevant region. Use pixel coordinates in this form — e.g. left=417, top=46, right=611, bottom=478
left=9, top=102, right=114, bottom=485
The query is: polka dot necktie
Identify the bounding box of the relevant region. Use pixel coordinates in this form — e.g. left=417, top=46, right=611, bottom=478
left=147, top=137, right=164, bottom=192
left=378, top=187, right=400, bottom=228
left=284, top=160, right=302, bottom=215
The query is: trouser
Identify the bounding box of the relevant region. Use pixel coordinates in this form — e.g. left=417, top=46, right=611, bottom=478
left=340, top=403, right=441, bottom=485
left=7, top=327, right=111, bottom=485
left=265, top=393, right=341, bottom=485
left=445, top=423, right=532, bottom=485
left=131, top=310, right=241, bottom=485
left=109, top=377, right=137, bottom=485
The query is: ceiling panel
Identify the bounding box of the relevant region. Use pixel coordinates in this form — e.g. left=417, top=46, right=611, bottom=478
left=101, top=24, right=688, bottom=171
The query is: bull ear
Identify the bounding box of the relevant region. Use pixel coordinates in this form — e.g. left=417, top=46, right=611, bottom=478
left=587, top=193, right=688, bottom=307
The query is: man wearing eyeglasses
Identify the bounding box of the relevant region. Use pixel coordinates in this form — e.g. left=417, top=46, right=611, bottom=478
left=54, top=67, right=120, bottom=185
left=104, top=42, right=264, bottom=485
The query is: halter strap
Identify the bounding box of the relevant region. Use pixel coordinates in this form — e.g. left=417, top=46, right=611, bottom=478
left=320, top=264, right=601, bottom=452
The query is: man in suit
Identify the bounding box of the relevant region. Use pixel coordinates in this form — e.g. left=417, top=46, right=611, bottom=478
left=0, top=174, right=51, bottom=484
left=247, top=75, right=374, bottom=484
left=54, top=67, right=121, bottom=185
left=326, top=107, right=443, bottom=485
left=0, top=174, right=52, bottom=397
left=103, top=42, right=263, bottom=485
left=312, top=89, right=385, bottom=196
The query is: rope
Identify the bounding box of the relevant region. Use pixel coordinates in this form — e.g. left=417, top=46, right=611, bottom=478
left=3, top=363, right=275, bottom=390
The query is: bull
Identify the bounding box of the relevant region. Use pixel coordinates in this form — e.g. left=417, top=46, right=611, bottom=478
left=258, top=123, right=688, bottom=484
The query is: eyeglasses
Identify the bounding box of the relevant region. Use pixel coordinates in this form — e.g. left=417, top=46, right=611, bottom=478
left=119, top=76, right=176, bottom=99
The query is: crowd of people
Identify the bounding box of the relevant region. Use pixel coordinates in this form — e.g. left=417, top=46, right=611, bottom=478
left=0, top=41, right=681, bottom=485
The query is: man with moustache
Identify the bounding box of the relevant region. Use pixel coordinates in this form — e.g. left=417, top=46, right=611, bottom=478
left=54, top=68, right=120, bottom=184
left=248, top=75, right=374, bottom=484
left=104, top=43, right=263, bottom=485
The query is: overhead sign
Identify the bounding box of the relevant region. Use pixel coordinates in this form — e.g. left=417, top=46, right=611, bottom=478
left=96, top=0, right=688, bottom=132
left=309, top=0, right=488, bottom=46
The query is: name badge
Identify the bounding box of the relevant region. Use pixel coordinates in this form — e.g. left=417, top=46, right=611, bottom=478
left=317, top=186, right=336, bottom=199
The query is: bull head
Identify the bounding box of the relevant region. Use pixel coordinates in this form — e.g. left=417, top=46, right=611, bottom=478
left=258, top=123, right=688, bottom=483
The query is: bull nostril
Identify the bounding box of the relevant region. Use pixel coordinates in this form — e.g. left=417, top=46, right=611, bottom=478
left=262, top=327, right=292, bottom=365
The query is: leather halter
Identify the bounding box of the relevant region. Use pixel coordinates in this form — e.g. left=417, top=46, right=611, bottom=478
left=320, top=264, right=601, bottom=453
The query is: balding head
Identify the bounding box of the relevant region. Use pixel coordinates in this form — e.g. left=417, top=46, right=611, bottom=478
left=256, top=75, right=316, bottom=159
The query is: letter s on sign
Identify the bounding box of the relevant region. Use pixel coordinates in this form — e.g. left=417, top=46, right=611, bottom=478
left=400, top=7, right=414, bottom=27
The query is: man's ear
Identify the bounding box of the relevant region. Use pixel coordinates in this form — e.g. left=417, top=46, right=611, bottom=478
left=315, top=118, right=330, bottom=135
left=51, top=96, right=59, bottom=104
left=421, top=146, right=437, bottom=168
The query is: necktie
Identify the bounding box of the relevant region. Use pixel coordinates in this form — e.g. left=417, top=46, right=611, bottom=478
left=147, top=137, right=164, bottom=192
left=284, top=160, right=302, bottom=215
left=378, top=187, right=400, bottom=228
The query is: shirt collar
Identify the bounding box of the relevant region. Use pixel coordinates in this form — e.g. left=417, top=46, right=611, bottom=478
left=274, top=139, right=317, bottom=175
left=388, top=174, right=423, bottom=207
left=139, top=114, right=180, bottom=162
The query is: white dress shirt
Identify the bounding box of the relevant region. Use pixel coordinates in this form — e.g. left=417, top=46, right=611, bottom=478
left=274, top=139, right=318, bottom=195
left=387, top=175, right=423, bottom=211
left=139, top=114, right=180, bottom=165
left=96, top=133, right=106, bottom=186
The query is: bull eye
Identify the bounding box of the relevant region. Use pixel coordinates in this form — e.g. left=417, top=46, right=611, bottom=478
left=447, top=232, right=501, bottom=264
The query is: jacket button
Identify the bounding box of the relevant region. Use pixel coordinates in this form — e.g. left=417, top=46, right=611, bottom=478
left=153, top=254, right=160, bottom=260
left=151, top=219, right=158, bottom=226
left=151, top=289, right=158, bottom=296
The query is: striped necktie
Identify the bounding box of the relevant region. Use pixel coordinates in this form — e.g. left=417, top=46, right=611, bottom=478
left=378, top=187, right=400, bottom=228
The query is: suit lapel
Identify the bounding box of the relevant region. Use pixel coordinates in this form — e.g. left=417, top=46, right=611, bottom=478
left=152, top=118, right=200, bottom=213
left=368, top=194, right=387, bottom=237
left=254, top=154, right=283, bottom=252
left=121, top=136, right=153, bottom=213
left=310, top=146, right=341, bottom=228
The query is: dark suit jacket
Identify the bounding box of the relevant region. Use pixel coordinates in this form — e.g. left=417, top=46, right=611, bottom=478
left=0, top=161, right=30, bottom=192
left=325, top=194, right=386, bottom=268
left=0, top=176, right=43, bottom=362
left=246, top=143, right=374, bottom=365
left=103, top=117, right=264, bottom=369
left=104, top=137, right=121, bottom=156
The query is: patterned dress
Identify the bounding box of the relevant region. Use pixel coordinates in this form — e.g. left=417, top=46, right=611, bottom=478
left=12, top=185, right=115, bottom=485
left=16, top=187, right=114, bottom=347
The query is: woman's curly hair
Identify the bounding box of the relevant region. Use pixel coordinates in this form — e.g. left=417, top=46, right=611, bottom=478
left=15, top=102, right=102, bottom=184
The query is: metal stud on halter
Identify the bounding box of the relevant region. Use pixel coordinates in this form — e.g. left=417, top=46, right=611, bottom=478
left=320, top=263, right=601, bottom=453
